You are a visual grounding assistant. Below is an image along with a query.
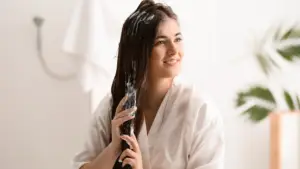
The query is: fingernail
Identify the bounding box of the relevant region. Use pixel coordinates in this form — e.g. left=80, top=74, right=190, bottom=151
left=118, top=158, right=122, bottom=163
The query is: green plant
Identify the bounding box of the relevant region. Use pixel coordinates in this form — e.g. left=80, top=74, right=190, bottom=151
left=235, top=24, right=300, bottom=123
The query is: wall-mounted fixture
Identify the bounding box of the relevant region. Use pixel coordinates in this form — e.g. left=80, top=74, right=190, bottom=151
left=32, top=16, right=78, bottom=81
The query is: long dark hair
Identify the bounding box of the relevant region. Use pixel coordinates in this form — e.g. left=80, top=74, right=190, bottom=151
left=110, top=0, right=177, bottom=139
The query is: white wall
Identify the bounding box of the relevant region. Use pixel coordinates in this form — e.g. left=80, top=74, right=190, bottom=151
left=0, top=0, right=90, bottom=169
left=1, top=0, right=300, bottom=169
left=214, top=1, right=300, bottom=169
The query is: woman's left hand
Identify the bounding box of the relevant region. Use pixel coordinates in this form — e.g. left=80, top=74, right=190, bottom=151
left=119, top=134, right=143, bottom=169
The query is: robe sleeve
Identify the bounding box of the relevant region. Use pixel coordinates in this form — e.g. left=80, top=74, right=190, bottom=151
left=186, top=101, right=225, bottom=169
left=72, top=94, right=112, bottom=169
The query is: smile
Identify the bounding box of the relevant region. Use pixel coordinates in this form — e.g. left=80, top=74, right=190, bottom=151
left=163, top=58, right=180, bottom=66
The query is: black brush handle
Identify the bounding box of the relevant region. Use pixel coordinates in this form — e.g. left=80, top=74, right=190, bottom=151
left=120, top=94, right=135, bottom=169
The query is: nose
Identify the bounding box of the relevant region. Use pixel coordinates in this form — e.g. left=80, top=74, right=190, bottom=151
left=167, top=42, right=178, bottom=56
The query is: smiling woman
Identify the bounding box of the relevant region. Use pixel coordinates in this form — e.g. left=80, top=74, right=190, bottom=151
left=72, top=1, right=225, bottom=169
left=150, top=18, right=184, bottom=78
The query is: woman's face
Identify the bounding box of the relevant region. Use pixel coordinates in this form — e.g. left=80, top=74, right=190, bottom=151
left=148, top=17, right=184, bottom=80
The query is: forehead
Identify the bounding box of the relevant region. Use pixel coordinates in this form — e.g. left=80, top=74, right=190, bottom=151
left=156, top=18, right=180, bottom=36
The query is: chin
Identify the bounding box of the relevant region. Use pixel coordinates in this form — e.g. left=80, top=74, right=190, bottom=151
left=161, top=68, right=181, bottom=78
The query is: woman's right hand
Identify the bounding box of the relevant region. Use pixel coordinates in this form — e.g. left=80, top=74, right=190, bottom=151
left=110, top=95, right=137, bottom=153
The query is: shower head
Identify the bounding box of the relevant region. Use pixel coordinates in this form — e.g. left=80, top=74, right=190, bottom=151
left=33, top=16, right=44, bottom=27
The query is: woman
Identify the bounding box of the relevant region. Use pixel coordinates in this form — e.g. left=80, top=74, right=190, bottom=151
left=72, top=0, right=224, bottom=169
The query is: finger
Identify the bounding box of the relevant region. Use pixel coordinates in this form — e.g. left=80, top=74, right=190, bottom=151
left=119, top=148, right=136, bottom=162
left=116, top=126, right=120, bottom=137
left=116, top=95, right=128, bottom=114
left=122, top=158, right=136, bottom=168
left=112, top=115, right=135, bottom=128
left=120, top=135, right=139, bottom=153
left=114, top=106, right=137, bottom=119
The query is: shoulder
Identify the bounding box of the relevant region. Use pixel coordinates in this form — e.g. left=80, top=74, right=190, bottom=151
left=92, top=92, right=113, bottom=124
left=172, top=79, right=207, bottom=108
left=172, top=79, right=222, bottom=126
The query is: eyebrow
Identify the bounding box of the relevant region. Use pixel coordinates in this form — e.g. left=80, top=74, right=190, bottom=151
left=155, top=32, right=182, bottom=39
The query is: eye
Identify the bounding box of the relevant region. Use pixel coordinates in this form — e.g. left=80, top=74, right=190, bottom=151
left=155, top=40, right=165, bottom=45
left=175, top=37, right=182, bottom=42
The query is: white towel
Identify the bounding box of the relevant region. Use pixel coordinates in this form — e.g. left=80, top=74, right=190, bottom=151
left=62, top=0, right=118, bottom=92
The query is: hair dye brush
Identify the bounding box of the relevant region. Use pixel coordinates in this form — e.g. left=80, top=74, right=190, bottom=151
left=120, top=80, right=137, bottom=169
left=112, top=81, right=136, bottom=169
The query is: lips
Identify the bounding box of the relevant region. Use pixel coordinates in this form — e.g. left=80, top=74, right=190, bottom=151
left=163, top=58, right=180, bottom=66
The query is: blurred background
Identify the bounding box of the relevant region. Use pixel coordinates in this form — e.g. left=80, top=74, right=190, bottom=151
left=1, top=0, right=300, bottom=169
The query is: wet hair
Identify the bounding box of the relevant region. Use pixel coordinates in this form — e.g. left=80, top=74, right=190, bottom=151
left=110, top=0, right=178, bottom=140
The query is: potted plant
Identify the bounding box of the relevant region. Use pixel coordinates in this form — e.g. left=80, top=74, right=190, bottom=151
left=234, top=23, right=300, bottom=169
left=235, top=23, right=300, bottom=122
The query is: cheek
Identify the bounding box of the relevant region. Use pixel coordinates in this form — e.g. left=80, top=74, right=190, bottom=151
left=177, top=45, right=184, bottom=57
left=149, top=49, right=164, bottom=73
left=149, top=55, right=162, bottom=70
left=151, top=47, right=165, bottom=61
left=150, top=48, right=165, bottom=67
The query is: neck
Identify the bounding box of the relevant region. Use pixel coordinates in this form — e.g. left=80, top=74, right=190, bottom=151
left=140, top=77, right=174, bottom=112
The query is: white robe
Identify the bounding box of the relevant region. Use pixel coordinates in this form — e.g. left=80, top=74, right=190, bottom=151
left=72, top=81, right=225, bottom=169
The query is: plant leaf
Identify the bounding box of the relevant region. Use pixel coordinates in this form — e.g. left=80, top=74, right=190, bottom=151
left=235, top=85, right=276, bottom=109
left=255, top=52, right=272, bottom=75
left=241, top=105, right=272, bottom=122
left=273, top=25, right=282, bottom=40
left=269, top=56, right=281, bottom=69
left=244, top=86, right=276, bottom=103
left=296, top=95, right=300, bottom=110
left=284, top=90, right=295, bottom=110
left=235, top=92, right=246, bottom=107
left=277, top=45, right=300, bottom=62
left=281, top=27, right=300, bottom=40
left=281, top=27, right=295, bottom=40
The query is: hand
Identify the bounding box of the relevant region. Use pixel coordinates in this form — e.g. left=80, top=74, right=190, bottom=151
left=111, top=95, right=137, bottom=153
left=119, top=134, right=143, bottom=169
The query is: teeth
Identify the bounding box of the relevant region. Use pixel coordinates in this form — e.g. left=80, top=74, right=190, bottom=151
left=168, top=60, right=176, bottom=63
left=165, top=59, right=178, bottom=64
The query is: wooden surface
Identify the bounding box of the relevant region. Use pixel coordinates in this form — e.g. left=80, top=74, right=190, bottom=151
left=269, top=111, right=300, bottom=169
left=270, top=113, right=281, bottom=169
